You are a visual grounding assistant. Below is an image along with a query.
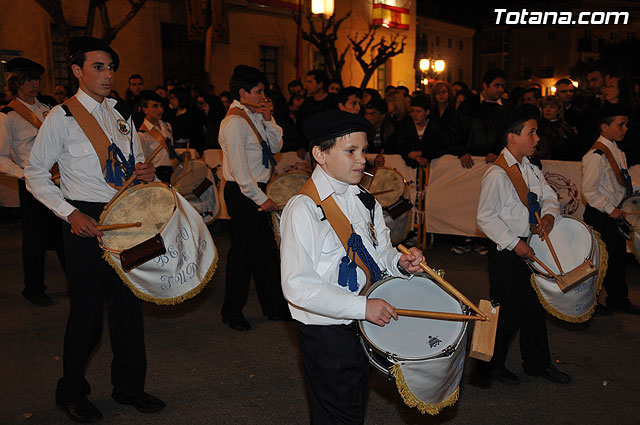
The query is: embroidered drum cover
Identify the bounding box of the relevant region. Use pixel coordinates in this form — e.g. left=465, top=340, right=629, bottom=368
left=171, top=160, right=219, bottom=224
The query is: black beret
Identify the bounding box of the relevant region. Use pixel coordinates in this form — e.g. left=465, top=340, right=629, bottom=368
left=597, top=102, right=631, bottom=122
left=140, top=90, right=164, bottom=104
left=410, top=94, right=431, bottom=111
left=303, top=110, right=375, bottom=146
left=6, top=58, right=44, bottom=74
left=68, top=36, right=120, bottom=71
left=230, top=65, right=269, bottom=89
left=505, top=103, right=539, bottom=132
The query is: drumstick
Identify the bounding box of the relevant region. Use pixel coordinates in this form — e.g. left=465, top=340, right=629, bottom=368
left=535, top=212, right=564, bottom=274
left=104, top=145, right=163, bottom=211
left=395, top=309, right=486, bottom=321
left=97, top=222, right=142, bottom=231
left=531, top=255, right=568, bottom=287
left=623, top=210, right=640, bottom=215
left=371, top=189, right=394, bottom=196
left=257, top=202, right=287, bottom=212
left=397, top=244, right=485, bottom=318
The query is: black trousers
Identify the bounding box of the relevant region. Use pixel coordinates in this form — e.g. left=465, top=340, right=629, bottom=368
left=583, top=204, right=628, bottom=304
left=297, top=322, right=371, bottom=425
left=18, top=180, right=66, bottom=296
left=56, top=200, right=146, bottom=400
left=221, top=181, right=287, bottom=319
left=488, top=243, right=550, bottom=374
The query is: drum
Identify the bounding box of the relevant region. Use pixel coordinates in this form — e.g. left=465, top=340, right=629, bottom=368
left=171, top=160, right=219, bottom=225
left=620, top=195, right=640, bottom=263
left=99, top=182, right=218, bottom=305
left=368, top=167, right=413, bottom=245
left=359, top=274, right=468, bottom=415
left=266, top=172, right=310, bottom=246
left=527, top=214, right=607, bottom=323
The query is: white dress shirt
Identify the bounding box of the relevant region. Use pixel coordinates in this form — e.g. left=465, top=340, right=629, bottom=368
left=139, top=119, right=173, bottom=167
left=582, top=135, right=628, bottom=214
left=24, top=89, right=145, bottom=221
left=280, top=166, right=406, bottom=326
left=477, top=147, right=560, bottom=251
left=219, top=100, right=283, bottom=205
left=0, top=97, right=51, bottom=179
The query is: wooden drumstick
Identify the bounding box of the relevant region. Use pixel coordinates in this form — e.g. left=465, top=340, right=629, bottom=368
left=623, top=210, right=640, bottom=215
left=397, top=244, right=486, bottom=318
left=531, top=255, right=568, bottom=288
left=535, top=212, right=564, bottom=274
left=97, top=222, right=142, bottom=231
left=371, top=189, right=394, bottom=196
left=104, top=145, right=163, bottom=211
left=258, top=202, right=287, bottom=212
left=395, top=309, right=486, bottom=321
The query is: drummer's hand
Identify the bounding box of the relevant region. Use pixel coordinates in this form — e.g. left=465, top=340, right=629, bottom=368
left=365, top=298, right=398, bottom=327
left=257, top=99, right=273, bottom=121
left=374, top=154, right=385, bottom=168
left=610, top=208, right=624, bottom=220
left=459, top=153, right=474, bottom=169
left=407, top=150, right=422, bottom=160
left=513, top=240, right=535, bottom=260
left=68, top=209, right=103, bottom=238
left=260, top=198, right=279, bottom=212
left=135, top=162, right=156, bottom=182
left=537, top=214, right=555, bottom=240
left=398, top=247, right=425, bottom=274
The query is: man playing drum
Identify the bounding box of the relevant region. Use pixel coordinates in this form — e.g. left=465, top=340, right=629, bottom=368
left=477, top=104, right=571, bottom=385
left=582, top=103, right=640, bottom=315
left=280, top=110, right=424, bottom=424
left=24, top=37, right=164, bottom=422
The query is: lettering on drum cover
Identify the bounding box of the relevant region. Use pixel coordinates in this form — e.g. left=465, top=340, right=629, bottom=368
left=427, top=335, right=442, bottom=348
left=152, top=225, right=203, bottom=291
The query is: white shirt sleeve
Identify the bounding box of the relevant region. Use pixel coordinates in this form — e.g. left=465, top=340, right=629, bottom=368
left=264, top=118, right=284, bottom=153
left=582, top=152, right=615, bottom=214
left=0, top=113, right=24, bottom=180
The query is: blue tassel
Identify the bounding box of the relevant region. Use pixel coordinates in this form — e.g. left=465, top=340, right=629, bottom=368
left=261, top=141, right=277, bottom=169
left=114, top=163, right=124, bottom=186
left=105, top=158, right=115, bottom=184
left=527, top=192, right=541, bottom=225
left=347, top=260, right=358, bottom=292
left=622, top=168, right=633, bottom=196
left=337, top=255, right=350, bottom=288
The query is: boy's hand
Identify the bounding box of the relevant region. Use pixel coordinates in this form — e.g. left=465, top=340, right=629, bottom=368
left=134, top=162, right=155, bottom=182
left=68, top=209, right=103, bottom=238
left=365, top=298, right=398, bottom=327
left=610, top=208, right=624, bottom=220
left=260, top=198, right=279, bottom=212
left=537, top=214, right=555, bottom=241
left=459, top=153, right=474, bottom=168
left=398, top=247, right=424, bottom=274
left=513, top=240, right=535, bottom=260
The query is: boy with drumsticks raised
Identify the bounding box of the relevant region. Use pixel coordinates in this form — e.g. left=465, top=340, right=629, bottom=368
left=477, top=104, right=571, bottom=385
left=280, top=110, right=424, bottom=423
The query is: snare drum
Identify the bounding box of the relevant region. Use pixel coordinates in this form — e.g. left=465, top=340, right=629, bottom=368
left=527, top=215, right=607, bottom=323
left=266, top=172, right=310, bottom=246
left=619, top=195, right=640, bottom=263
left=171, top=160, right=219, bottom=225
left=99, top=183, right=218, bottom=305
left=369, top=167, right=413, bottom=245
left=359, top=274, right=468, bottom=415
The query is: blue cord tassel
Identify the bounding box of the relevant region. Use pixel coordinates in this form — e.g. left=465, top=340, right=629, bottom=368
left=347, top=259, right=358, bottom=292
left=338, top=255, right=350, bottom=288
left=105, top=158, right=115, bottom=184
left=527, top=192, right=541, bottom=225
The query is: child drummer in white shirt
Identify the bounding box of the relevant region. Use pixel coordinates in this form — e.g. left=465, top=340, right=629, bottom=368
left=280, top=110, right=424, bottom=424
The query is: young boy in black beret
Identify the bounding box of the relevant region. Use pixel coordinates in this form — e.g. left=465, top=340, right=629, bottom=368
left=280, top=110, right=425, bottom=423
left=582, top=103, right=640, bottom=314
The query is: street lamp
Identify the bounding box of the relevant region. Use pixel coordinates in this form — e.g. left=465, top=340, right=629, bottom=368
left=311, top=0, right=334, bottom=17
left=418, top=57, right=446, bottom=88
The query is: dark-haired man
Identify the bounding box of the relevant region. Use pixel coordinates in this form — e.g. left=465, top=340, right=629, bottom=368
left=24, top=37, right=163, bottom=423
left=126, top=74, right=144, bottom=128
left=397, top=95, right=446, bottom=168
left=296, top=70, right=337, bottom=158
left=218, top=65, right=290, bottom=331
left=0, top=58, right=65, bottom=306
left=337, top=86, right=362, bottom=115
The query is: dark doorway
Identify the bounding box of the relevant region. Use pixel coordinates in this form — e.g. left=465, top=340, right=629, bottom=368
left=161, top=23, right=206, bottom=88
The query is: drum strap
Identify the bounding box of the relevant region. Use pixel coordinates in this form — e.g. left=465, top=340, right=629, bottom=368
left=298, top=178, right=378, bottom=293
left=140, top=122, right=180, bottom=163
left=8, top=99, right=42, bottom=129
left=592, top=141, right=632, bottom=196
left=226, top=107, right=277, bottom=170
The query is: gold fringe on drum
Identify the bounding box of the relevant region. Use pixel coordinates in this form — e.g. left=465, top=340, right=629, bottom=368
left=529, top=230, right=608, bottom=323
left=389, top=364, right=460, bottom=416
left=102, top=248, right=218, bottom=305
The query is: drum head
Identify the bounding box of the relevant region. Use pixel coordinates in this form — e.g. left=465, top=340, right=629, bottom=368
left=361, top=275, right=465, bottom=360
left=528, top=215, right=592, bottom=275
left=100, top=183, right=176, bottom=252
left=266, top=173, right=309, bottom=206
left=369, top=168, right=405, bottom=207
left=171, top=160, right=209, bottom=195
left=621, top=195, right=640, bottom=229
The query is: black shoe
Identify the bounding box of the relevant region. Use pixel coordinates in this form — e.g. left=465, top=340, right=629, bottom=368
left=56, top=396, right=103, bottom=423
left=267, top=312, right=293, bottom=321
left=607, top=299, right=640, bottom=315
left=22, top=289, right=53, bottom=306
left=491, top=366, right=520, bottom=386
left=595, top=302, right=613, bottom=316
left=525, top=364, right=571, bottom=384
left=112, top=391, right=165, bottom=413
left=222, top=316, right=251, bottom=331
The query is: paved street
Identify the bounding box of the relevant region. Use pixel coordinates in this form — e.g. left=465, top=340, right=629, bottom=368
left=1, top=218, right=639, bottom=425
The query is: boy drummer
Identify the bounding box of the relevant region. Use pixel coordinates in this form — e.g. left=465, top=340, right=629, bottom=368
left=477, top=104, right=571, bottom=385
left=581, top=103, right=640, bottom=314
left=280, top=110, right=424, bottom=423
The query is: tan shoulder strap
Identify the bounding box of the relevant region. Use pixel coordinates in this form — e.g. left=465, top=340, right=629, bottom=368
left=8, top=99, right=42, bottom=129
left=592, top=141, right=627, bottom=188
left=63, top=96, right=111, bottom=179
left=141, top=122, right=170, bottom=152
left=494, top=153, right=529, bottom=208
left=226, top=107, right=263, bottom=147
left=298, top=178, right=372, bottom=290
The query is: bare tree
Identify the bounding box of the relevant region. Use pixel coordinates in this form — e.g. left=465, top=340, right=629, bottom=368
left=294, top=12, right=351, bottom=85
left=348, top=28, right=406, bottom=89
